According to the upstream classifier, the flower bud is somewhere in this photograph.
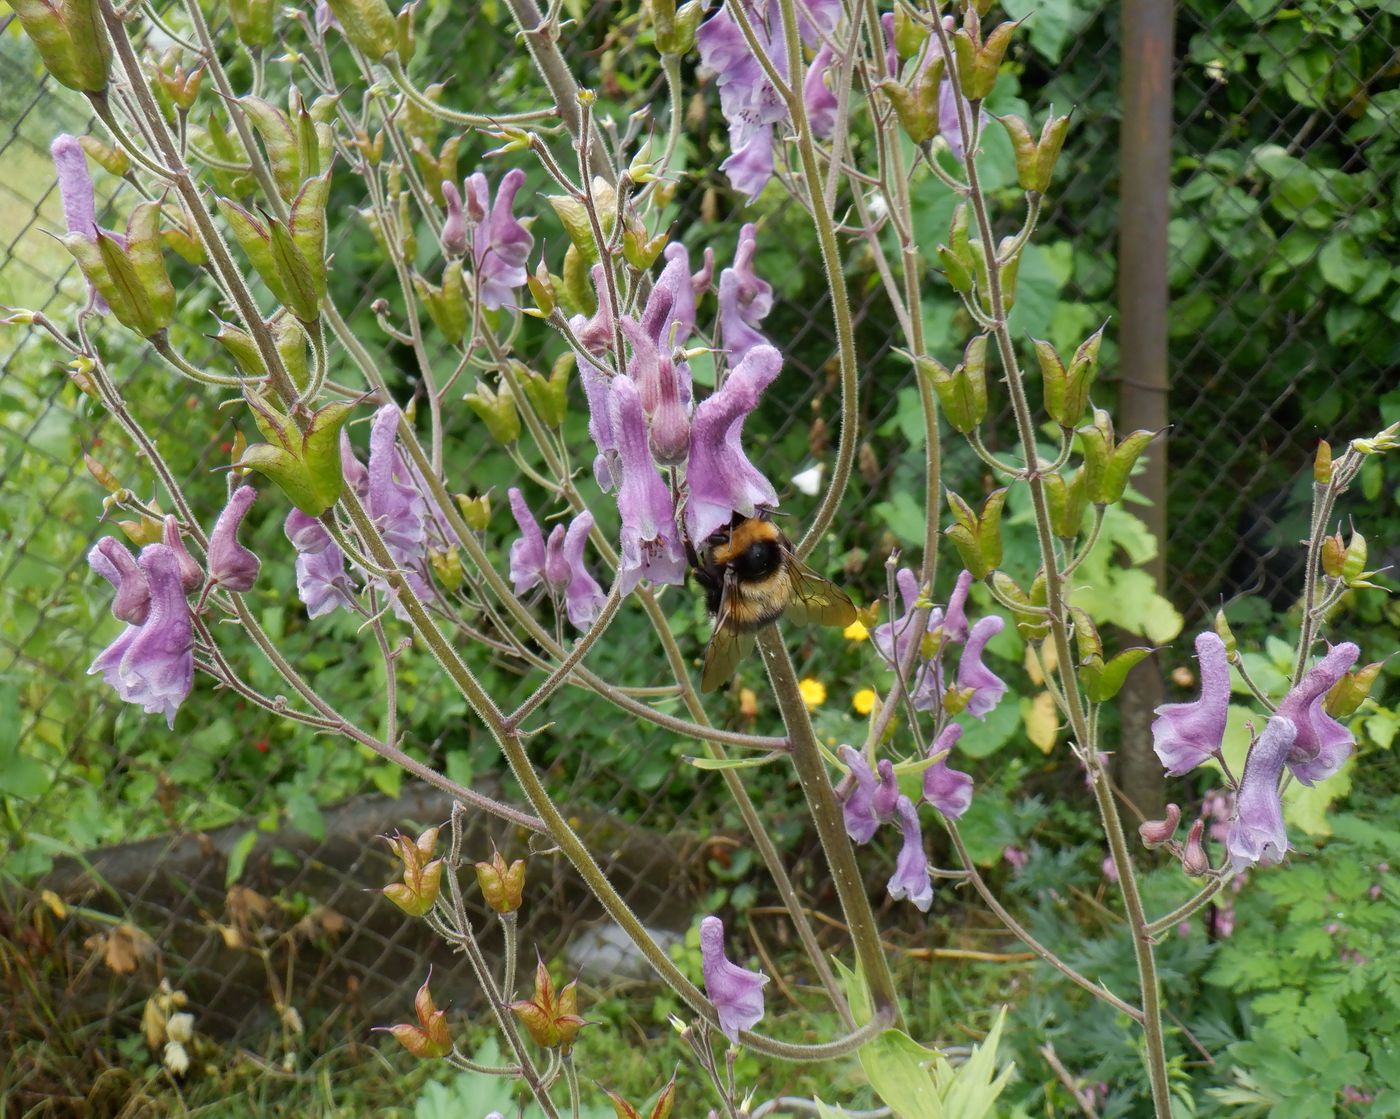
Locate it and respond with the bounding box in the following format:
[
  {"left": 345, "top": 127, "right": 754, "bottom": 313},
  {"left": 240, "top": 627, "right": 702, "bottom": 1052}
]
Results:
[
  {"left": 521, "top": 354, "right": 573, "bottom": 430},
  {"left": 652, "top": 0, "right": 703, "bottom": 55},
  {"left": 78, "top": 135, "right": 128, "bottom": 177},
  {"left": 11, "top": 0, "right": 112, "bottom": 94},
  {"left": 996, "top": 110, "right": 1071, "bottom": 194},
  {"left": 1342, "top": 530, "right": 1368, "bottom": 583},
  {"left": 893, "top": 4, "right": 930, "bottom": 58},
  {"left": 879, "top": 57, "right": 947, "bottom": 146},
  {"left": 1138, "top": 803, "right": 1181, "bottom": 849},
  {"left": 1181, "top": 818, "right": 1209, "bottom": 877},
  {"left": 1035, "top": 325, "right": 1103, "bottom": 428},
  {"left": 526, "top": 258, "right": 557, "bottom": 318},
  {"left": 1043, "top": 468, "right": 1087, "bottom": 538},
  {"left": 916, "top": 334, "right": 987, "bottom": 434},
  {"left": 473, "top": 849, "right": 525, "bottom": 914},
  {"left": 952, "top": 14, "right": 1017, "bottom": 102},
  {"left": 1313, "top": 439, "right": 1332, "bottom": 484},
  {"left": 322, "top": 0, "right": 400, "bottom": 61},
  {"left": 1077, "top": 408, "right": 1156, "bottom": 506},
  {"left": 1320, "top": 531, "right": 1346, "bottom": 579},
  {"left": 1213, "top": 609, "right": 1238, "bottom": 658},
  {"left": 428, "top": 545, "right": 464, "bottom": 592}
]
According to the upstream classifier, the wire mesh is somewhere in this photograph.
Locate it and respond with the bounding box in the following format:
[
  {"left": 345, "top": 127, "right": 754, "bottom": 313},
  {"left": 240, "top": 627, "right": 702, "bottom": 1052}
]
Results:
[{"left": 1, "top": 0, "right": 1394, "bottom": 1106}]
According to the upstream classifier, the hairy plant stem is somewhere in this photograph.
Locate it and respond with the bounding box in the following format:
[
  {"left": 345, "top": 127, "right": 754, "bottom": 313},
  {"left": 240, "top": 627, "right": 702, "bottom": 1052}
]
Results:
[
  {"left": 1144, "top": 873, "right": 1232, "bottom": 938},
  {"left": 756, "top": 627, "right": 904, "bottom": 1030},
  {"left": 931, "top": 13, "right": 1173, "bottom": 1111},
  {"left": 1292, "top": 479, "right": 1338, "bottom": 683}
]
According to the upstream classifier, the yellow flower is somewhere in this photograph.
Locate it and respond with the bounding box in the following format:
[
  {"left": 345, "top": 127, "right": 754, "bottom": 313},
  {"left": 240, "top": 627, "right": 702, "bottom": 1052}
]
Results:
[
  {"left": 852, "top": 688, "right": 876, "bottom": 716},
  {"left": 798, "top": 677, "right": 827, "bottom": 709},
  {"left": 843, "top": 618, "right": 869, "bottom": 642}
]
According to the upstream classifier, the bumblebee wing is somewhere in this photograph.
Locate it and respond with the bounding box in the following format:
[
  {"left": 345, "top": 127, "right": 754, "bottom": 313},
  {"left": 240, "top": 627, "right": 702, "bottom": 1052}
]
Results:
[
  {"left": 701, "top": 570, "right": 755, "bottom": 692},
  {"left": 783, "top": 555, "right": 858, "bottom": 629}
]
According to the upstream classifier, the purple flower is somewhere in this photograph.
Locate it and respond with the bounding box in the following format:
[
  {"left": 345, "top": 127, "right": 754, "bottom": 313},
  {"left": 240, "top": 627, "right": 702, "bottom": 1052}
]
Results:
[
  {"left": 51, "top": 133, "right": 106, "bottom": 311},
  {"left": 699, "top": 915, "right": 768, "bottom": 1043},
  {"left": 89, "top": 536, "right": 150, "bottom": 624},
  {"left": 341, "top": 428, "right": 369, "bottom": 501},
  {"left": 1226, "top": 716, "right": 1296, "bottom": 872},
  {"left": 838, "top": 745, "right": 881, "bottom": 843},
  {"left": 657, "top": 242, "right": 708, "bottom": 349},
  {"left": 887, "top": 796, "right": 933, "bottom": 911},
  {"left": 943, "top": 569, "right": 974, "bottom": 644},
  {"left": 570, "top": 264, "right": 616, "bottom": 356},
  {"left": 544, "top": 511, "right": 607, "bottom": 629},
  {"left": 879, "top": 13, "right": 897, "bottom": 77},
  {"left": 650, "top": 356, "right": 691, "bottom": 468},
  {"left": 207, "top": 486, "right": 261, "bottom": 592},
  {"left": 717, "top": 224, "right": 773, "bottom": 364},
  {"left": 579, "top": 357, "right": 620, "bottom": 491},
  {"left": 683, "top": 343, "right": 781, "bottom": 543},
  {"left": 465, "top": 169, "right": 532, "bottom": 310},
  {"left": 803, "top": 44, "right": 839, "bottom": 138},
  {"left": 720, "top": 124, "right": 777, "bottom": 203},
  {"left": 957, "top": 615, "right": 1006, "bottom": 718},
  {"left": 939, "top": 79, "right": 968, "bottom": 161},
  {"left": 90, "top": 544, "right": 194, "bottom": 728},
  {"left": 871, "top": 757, "right": 899, "bottom": 820},
  {"left": 924, "top": 723, "right": 973, "bottom": 819},
  {"left": 872, "top": 568, "right": 934, "bottom": 668},
  {"left": 162, "top": 516, "right": 205, "bottom": 594},
  {"left": 368, "top": 404, "right": 427, "bottom": 559},
  {"left": 507, "top": 487, "right": 548, "bottom": 595},
  {"left": 285, "top": 510, "right": 356, "bottom": 618},
  {"left": 1151, "top": 632, "right": 1230, "bottom": 776},
  {"left": 439, "top": 180, "right": 468, "bottom": 258},
  {"left": 1275, "top": 641, "right": 1359, "bottom": 786},
  {"left": 611, "top": 375, "right": 687, "bottom": 595}
]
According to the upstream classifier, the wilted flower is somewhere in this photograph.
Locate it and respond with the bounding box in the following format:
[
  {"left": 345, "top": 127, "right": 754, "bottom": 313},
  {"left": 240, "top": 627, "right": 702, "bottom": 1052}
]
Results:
[
  {"left": 923, "top": 723, "right": 973, "bottom": 819},
  {"left": 957, "top": 615, "right": 1006, "bottom": 718},
  {"left": 1275, "top": 641, "right": 1359, "bottom": 786},
  {"left": 611, "top": 375, "right": 688, "bottom": 595},
  {"left": 207, "top": 486, "right": 261, "bottom": 592},
  {"left": 89, "top": 544, "right": 195, "bottom": 728},
  {"left": 887, "top": 796, "right": 933, "bottom": 911},
  {"left": 683, "top": 344, "right": 781, "bottom": 543},
  {"left": 89, "top": 536, "right": 150, "bottom": 624},
  {"left": 1226, "top": 716, "right": 1296, "bottom": 872},
  {"left": 285, "top": 509, "right": 357, "bottom": 618},
  {"left": 1151, "top": 632, "right": 1230, "bottom": 776},
  {"left": 699, "top": 915, "right": 768, "bottom": 1043},
  {"left": 464, "top": 168, "right": 532, "bottom": 310}
]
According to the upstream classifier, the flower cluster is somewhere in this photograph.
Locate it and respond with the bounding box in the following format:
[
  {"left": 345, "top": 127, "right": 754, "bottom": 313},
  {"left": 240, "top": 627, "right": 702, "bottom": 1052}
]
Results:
[
  {"left": 88, "top": 487, "right": 261, "bottom": 727},
  {"left": 1151, "top": 632, "right": 1360, "bottom": 871},
  {"left": 507, "top": 488, "right": 606, "bottom": 628},
  {"left": 440, "top": 169, "right": 533, "bottom": 310}
]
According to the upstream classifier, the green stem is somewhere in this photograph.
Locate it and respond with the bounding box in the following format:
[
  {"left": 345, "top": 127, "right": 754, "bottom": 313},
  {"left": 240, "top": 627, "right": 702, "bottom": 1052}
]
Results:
[
  {"left": 385, "top": 56, "right": 558, "bottom": 127},
  {"left": 1144, "top": 873, "right": 1231, "bottom": 938}
]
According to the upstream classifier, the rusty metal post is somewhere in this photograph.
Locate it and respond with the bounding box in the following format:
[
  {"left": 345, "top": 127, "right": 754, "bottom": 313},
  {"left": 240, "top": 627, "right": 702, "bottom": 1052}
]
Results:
[{"left": 1114, "top": 0, "right": 1175, "bottom": 819}]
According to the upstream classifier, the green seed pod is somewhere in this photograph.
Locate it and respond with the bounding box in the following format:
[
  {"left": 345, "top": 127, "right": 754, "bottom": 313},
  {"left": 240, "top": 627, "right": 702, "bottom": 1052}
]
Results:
[
  {"left": 229, "top": 0, "right": 275, "bottom": 50},
  {"left": 917, "top": 334, "right": 988, "bottom": 434},
  {"left": 323, "top": 0, "right": 400, "bottom": 62},
  {"left": 464, "top": 381, "right": 521, "bottom": 445},
  {"left": 944, "top": 487, "right": 1007, "bottom": 578},
  {"left": 11, "top": 0, "right": 111, "bottom": 94}
]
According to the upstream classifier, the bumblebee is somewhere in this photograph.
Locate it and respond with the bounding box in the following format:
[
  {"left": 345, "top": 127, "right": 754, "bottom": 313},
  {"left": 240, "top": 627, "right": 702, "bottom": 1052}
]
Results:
[{"left": 688, "top": 512, "right": 857, "bottom": 692}]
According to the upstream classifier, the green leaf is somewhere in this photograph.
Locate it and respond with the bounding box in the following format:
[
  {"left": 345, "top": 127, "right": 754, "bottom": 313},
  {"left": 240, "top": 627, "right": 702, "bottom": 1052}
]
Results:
[
  {"left": 956, "top": 701, "right": 1021, "bottom": 758},
  {"left": 686, "top": 752, "right": 785, "bottom": 770},
  {"left": 226, "top": 830, "right": 258, "bottom": 885},
  {"left": 831, "top": 957, "right": 874, "bottom": 1026},
  {"left": 1283, "top": 755, "right": 1353, "bottom": 838},
  {"left": 860, "top": 1029, "right": 945, "bottom": 1119},
  {"left": 1318, "top": 234, "right": 1368, "bottom": 295}
]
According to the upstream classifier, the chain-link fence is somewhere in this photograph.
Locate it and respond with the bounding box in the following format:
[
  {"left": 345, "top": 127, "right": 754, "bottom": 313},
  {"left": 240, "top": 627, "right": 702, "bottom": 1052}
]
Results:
[{"left": 2, "top": 0, "right": 1396, "bottom": 1108}]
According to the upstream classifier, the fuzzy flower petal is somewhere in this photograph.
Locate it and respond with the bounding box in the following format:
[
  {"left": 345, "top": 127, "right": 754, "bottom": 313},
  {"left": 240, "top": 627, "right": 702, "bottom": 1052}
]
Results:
[
  {"left": 207, "top": 485, "right": 261, "bottom": 592},
  {"left": 699, "top": 915, "right": 768, "bottom": 1043},
  {"left": 872, "top": 568, "right": 923, "bottom": 667},
  {"left": 439, "top": 180, "right": 467, "bottom": 257},
  {"left": 469, "top": 168, "right": 532, "bottom": 310},
  {"left": 957, "top": 615, "right": 1006, "bottom": 718},
  {"left": 871, "top": 758, "right": 899, "bottom": 821},
  {"left": 579, "top": 356, "right": 620, "bottom": 491},
  {"left": 717, "top": 223, "right": 773, "bottom": 363},
  {"left": 838, "top": 745, "right": 881, "bottom": 844},
  {"left": 1226, "top": 716, "right": 1296, "bottom": 872},
  {"left": 612, "top": 376, "right": 687, "bottom": 595},
  {"left": 161, "top": 516, "right": 205, "bottom": 594},
  {"left": 115, "top": 544, "right": 194, "bottom": 728},
  {"left": 89, "top": 536, "right": 150, "bottom": 625},
  {"left": 943, "top": 569, "right": 974, "bottom": 644},
  {"left": 658, "top": 242, "right": 701, "bottom": 348},
  {"left": 803, "top": 44, "right": 840, "bottom": 138},
  {"left": 284, "top": 510, "right": 357, "bottom": 618},
  {"left": 51, "top": 133, "right": 107, "bottom": 311},
  {"left": 368, "top": 404, "right": 427, "bottom": 559},
  {"left": 560, "top": 512, "right": 606, "bottom": 628},
  {"left": 924, "top": 723, "right": 973, "bottom": 819},
  {"left": 570, "top": 265, "right": 616, "bottom": 356},
  {"left": 1151, "top": 632, "right": 1230, "bottom": 776},
  {"left": 683, "top": 344, "right": 781, "bottom": 543},
  {"left": 507, "top": 487, "right": 548, "bottom": 595},
  {"left": 887, "top": 796, "right": 933, "bottom": 912},
  {"left": 88, "top": 624, "right": 137, "bottom": 694},
  {"left": 1275, "top": 641, "right": 1359, "bottom": 786}
]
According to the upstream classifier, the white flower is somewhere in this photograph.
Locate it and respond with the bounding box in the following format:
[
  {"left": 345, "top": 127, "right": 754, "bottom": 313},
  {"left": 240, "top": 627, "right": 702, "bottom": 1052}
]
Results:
[
  {"left": 165, "top": 1012, "right": 194, "bottom": 1043},
  {"left": 163, "top": 1040, "right": 190, "bottom": 1075},
  {"left": 791, "top": 463, "right": 824, "bottom": 496}
]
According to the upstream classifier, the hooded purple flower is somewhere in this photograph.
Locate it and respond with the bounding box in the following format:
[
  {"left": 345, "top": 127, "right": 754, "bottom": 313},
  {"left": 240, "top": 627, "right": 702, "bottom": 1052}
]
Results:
[
  {"left": 507, "top": 487, "right": 548, "bottom": 595},
  {"left": 285, "top": 509, "right": 357, "bottom": 618},
  {"left": 1226, "top": 716, "right": 1296, "bottom": 872},
  {"left": 368, "top": 404, "right": 427, "bottom": 559},
  {"left": 1275, "top": 641, "right": 1359, "bottom": 786},
  {"left": 162, "top": 516, "right": 204, "bottom": 594},
  {"left": 717, "top": 224, "right": 773, "bottom": 364},
  {"left": 1151, "top": 632, "right": 1230, "bottom": 776},
  {"left": 943, "top": 569, "right": 974, "bottom": 644},
  {"left": 957, "top": 615, "right": 1006, "bottom": 718},
  {"left": 439, "top": 180, "right": 468, "bottom": 258},
  {"left": 612, "top": 375, "right": 687, "bottom": 595},
  {"left": 699, "top": 915, "right": 768, "bottom": 1043},
  {"left": 91, "top": 544, "right": 194, "bottom": 728},
  {"left": 543, "top": 511, "right": 607, "bottom": 628},
  {"left": 887, "top": 796, "right": 933, "bottom": 911},
  {"left": 683, "top": 344, "right": 781, "bottom": 543},
  {"left": 570, "top": 264, "right": 616, "bottom": 356},
  {"left": 872, "top": 568, "right": 936, "bottom": 668},
  {"left": 656, "top": 242, "right": 708, "bottom": 351},
  {"left": 924, "top": 723, "right": 973, "bottom": 819},
  {"left": 803, "top": 44, "right": 840, "bottom": 138},
  {"left": 89, "top": 536, "right": 150, "bottom": 624},
  {"left": 207, "top": 485, "right": 261, "bottom": 592},
  {"left": 879, "top": 13, "right": 898, "bottom": 77},
  {"left": 464, "top": 169, "right": 532, "bottom": 310},
  {"left": 580, "top": 357, "right": 620, "bottom": 491},
  {"left": 51, "top": 133, "right": 106, "bottom": 311},
  {"left": 838, "top": 745, "right": 881, "bottom": 843}
]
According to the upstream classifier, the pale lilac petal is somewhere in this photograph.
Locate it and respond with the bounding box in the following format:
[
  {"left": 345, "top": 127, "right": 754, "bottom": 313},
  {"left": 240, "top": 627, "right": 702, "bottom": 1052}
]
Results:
[
  {"left": 943, "top": 569, "right": 974, "bottom": 644},
  {"left": 161, "top": 516, "right": 205, "bottom": 594},
  {"left": 924, "top": 723, "right": 972, "bottom": 819},
  {"left": 612, "top": 375, "right": 687, "bottom": 595},
  {"left": 1151, "top": 632, "right": 1230, "bottom": 776},
  {"left": 561, "top": 512, "right": 606, "bottom": 629},
  {"left": 579, "top": 356, "right": 620, "bottom": 491},
  {"left": 699, "top": 915, "right": 768, "bottom": 1043},
  {"left": 88, "top": 625, "right": 137, "bottom": 694},
  {"left": 89, "top": 536, "right": 150, "bottom": 625},
  {"left": 803, "top": 44, "right": 839, "bottom": 138},
  {"left": 507, "top": 487, "right": 548, "bottom": 595},
  {"left": 440, "top": 180, "right": 467, "bottom": 257},
  {"left": 117, "top": 544, "right": 194, "bottom": 728},
  {"left": 957, "top": 615, "right": 1006, "bottom": 718},
  {"left": 1226, "top": 716, "right": 1296, "bottom": 872},
  {"left": 872, "top": 758, "right": 899, "bottom": 820},
  {"left": 886, "top": 796, "right": 933, "bottom": 911},
  {"left": 719, "top": 123, "right": 777, "bottom": 202},
  {"left": 368, "top": 404, "right": 427, "bottom": 559},
  {"left": 838, "top": 745, "right": 881, "bottom": 844},
  {"left": 284, "top": 510, "right": 356, "bottom": 617},
  {"left": 470, "top": 168, "right": 532, "bottom": 310},
  {"left": 207, "top": 485, "right": 261, "bottom": 592},
  {"left": 570, "top": 265, "right": 615, "bottom": 356},
  {"left": 51, "top": 134, "right": 96, "bottom": 238},
  {"left": 1276, "top": 642, "right": 1359, "bottom": 786}
]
